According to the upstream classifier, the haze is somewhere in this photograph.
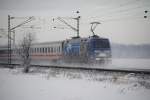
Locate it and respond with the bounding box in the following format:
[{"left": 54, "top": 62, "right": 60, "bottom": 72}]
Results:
[{"left": 0, "top": 0, "right": 150, "bottom": 45}]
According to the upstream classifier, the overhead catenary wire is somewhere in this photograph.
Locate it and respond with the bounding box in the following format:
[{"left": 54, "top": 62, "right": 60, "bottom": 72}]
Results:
[
  {"left": 102, "top": 16, "right": 149, "bottom": 23},
  {"left": 10, "top": 16, "right": 35, "bottom": 31},
  {"left": 85, "top": 1, "right": 150, "bottom": 24},
  {"left": 86, "top": 0, "right": 141, "bottom": 16},
  {"left": 79, "top": 14, "right": 149, "bottom": 25},
  {"left": 87, "top": 0, "right": 143, "bottom": 18},
  {"left": 90, "top": 3, "right": 150, "bottom": 19},
  {"left": 94, "top": 10, "right": 150, "bottom": 23}
]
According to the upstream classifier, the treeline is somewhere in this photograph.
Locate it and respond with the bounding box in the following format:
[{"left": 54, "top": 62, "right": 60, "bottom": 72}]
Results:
[{"left": 111, "top": 43, "right": 150, "bottom": 58}]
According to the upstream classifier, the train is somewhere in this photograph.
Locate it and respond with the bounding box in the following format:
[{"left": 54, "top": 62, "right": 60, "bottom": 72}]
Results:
[{"left": 0, "top": 35, "right": 111, "bottom": 66}]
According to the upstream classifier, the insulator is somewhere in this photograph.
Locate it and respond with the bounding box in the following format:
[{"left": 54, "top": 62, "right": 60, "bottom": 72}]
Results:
[{"left": 144, "top": 16, "right": 147, "bottom": 18}]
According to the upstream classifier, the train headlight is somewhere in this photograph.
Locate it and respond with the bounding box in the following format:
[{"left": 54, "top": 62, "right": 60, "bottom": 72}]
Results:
[
  {"left": 94, "top": 50, "right": 110, "bottom": 58},
  {"left": 98, "top": 53, "right": 107, "bottom": 57}
]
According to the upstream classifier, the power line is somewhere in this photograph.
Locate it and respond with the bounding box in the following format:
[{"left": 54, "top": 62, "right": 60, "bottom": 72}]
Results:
[
  {"left": 107, "top": 5, "right": 149, "bottom": 18},
  {"left": 102, "top": 15, "right": 149, "bottom": 23},
  {"left": 87, "top": 0, "right": 140, "bottom": 16},
  {"left": 90, "top": 3, "right": 150, "bottom": 19},
  {"left": 87, "top": 0, "right": 143, "bottom": 18},
  {"left": 79, "top": 14, "right": 149, "bottom": 25},
  {"left": 10, "top": 17, "right": 35, "bottom": 31}
]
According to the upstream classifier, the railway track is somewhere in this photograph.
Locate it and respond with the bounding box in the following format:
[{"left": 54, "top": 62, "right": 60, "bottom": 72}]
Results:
[{"left": 1, "top": 63, "right": 150, "bottom": 74}]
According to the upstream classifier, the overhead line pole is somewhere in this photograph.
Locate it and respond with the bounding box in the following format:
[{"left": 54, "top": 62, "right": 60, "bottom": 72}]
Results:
[
  {"left": 7, "top": 15, "right": 34, "bottom": 65},
  {"left": 56, "top": 16, "right": 80, "bottom": 38},
  {"left": 53, "top": 11, "right": 81, "bottom": 38},
  {"left": 8, "top": 15, "right": 11, "bottom": 65},
  {"left": 75, "top": 16, "right": 80, "bottom": 38}
]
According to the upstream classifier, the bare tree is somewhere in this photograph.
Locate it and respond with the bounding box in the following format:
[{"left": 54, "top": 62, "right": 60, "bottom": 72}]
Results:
[{"left": 18, "top": 33, "right": 35, "bottom": 73}]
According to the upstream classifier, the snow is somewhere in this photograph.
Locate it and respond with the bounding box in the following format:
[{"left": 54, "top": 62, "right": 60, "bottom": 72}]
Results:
[
  {"left": 0, "top": 67, "right": 150, "bottom": 100},
  {"left": 109, "top": 58, "right": 150, "bottom": 69}
]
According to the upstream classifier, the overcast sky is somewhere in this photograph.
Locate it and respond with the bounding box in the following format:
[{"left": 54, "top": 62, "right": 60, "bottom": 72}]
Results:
[{"left": 0, "top": 0, "right": 150, "bottom": 45}]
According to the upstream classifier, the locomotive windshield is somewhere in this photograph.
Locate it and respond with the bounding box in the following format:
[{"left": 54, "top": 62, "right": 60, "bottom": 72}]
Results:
[{"left": 92, "top": 39, "right": 110, "bottom": 49}]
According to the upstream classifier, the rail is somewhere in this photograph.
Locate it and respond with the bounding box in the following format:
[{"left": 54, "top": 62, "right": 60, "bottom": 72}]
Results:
[{"left": 0, "top": 63, "right": 150, "bottom": 74}]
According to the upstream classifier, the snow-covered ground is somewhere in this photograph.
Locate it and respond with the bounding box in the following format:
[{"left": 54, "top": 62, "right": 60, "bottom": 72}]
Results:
[
  {"left": 109, "top": 58, "right": 150, "bottom": 69},
  {"left": 0, "top": 66, "right": 150, "bottom": 100}
]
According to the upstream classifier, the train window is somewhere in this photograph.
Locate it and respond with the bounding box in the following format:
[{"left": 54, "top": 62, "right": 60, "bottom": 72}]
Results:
[
  {"left": 48, "top": 47, "right": 50, "bottom": 53},
  {"left": 34, "top": 48, "right": 35, "bottom": 53},
  {"left": 53, "top": 47, "right": 55, "bottom": 53},
  {"left": 93, "top": 39, "right": 110, "bottom": 49},
  {"left": 59, "top": 46, "right": 61, "bottom": 52},
  {"left": 40, "top": 48, "right": 42, "bottom": 53},
  {"left": 43, "top": 48, "right": 45, "bottom": 53},
  {"left": 43, "top": 48, "right": 44, "bottom": 53},
  {"left": 51, "top": 47, "right": 53, "bottom": 53},
  {"left": 49, "top": 47, "right": 51, "bottom": 53},
  {"left": 36, "top": 48, "right": 37, "bottom": 53},
  {"left": 45, "top": 48, "right": 47, "bottom": 53},
  {"left": 55, "top": 47, "right": 57, "bottom": 53},
  {"left": 57, "top": 47, "right": 59, "bottom": 53},
  {"left": 37, "top": 48, "right": 39, "bottom": 53},
  {"left": 34, "top": 48, "right": 36, "bottom": 53},
  {"left": 54, "top": 47, "right": 56, "bottom": 53},
  {"left": 33, "top": 48, "right": 35, "bottom": 53},
  {"left": 56, "top": 47, "right": 58, "bottom": 53}
]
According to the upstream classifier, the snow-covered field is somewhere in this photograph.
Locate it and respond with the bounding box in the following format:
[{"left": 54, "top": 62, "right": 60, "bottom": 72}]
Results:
[
  {"left": 0, "top": 66, "right": 150, "bottom": 100},
  {"left": 109, "top": 58, "right": 150, "bottom": 69}
]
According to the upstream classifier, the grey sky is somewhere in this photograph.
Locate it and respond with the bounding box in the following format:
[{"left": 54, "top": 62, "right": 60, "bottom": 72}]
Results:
[{"left": 0, "top": 0, "right": 150, "bottom": 45}]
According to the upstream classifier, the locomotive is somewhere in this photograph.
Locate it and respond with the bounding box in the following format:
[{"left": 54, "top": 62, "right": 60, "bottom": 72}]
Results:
[
  {"left": 0, "top": 35, "right": 111, "bottom": 65},
  {"left": 63, "top": 35, "right": 111, "bottom": 63}
]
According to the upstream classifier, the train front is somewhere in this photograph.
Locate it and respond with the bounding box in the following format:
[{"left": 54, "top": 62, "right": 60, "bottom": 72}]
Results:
[{"left": 88, "top": 35, "right": 111, "bottom": 63}]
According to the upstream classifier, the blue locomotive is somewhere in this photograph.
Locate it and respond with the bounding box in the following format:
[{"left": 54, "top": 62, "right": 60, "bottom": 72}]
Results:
[{"left": 63, "top": 35, "right": 111, "bottom": 63}]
